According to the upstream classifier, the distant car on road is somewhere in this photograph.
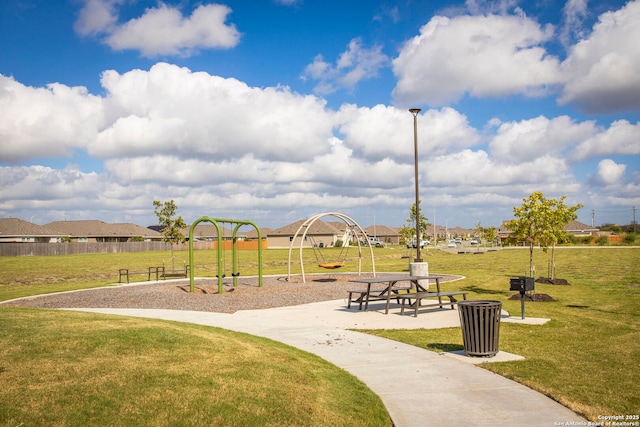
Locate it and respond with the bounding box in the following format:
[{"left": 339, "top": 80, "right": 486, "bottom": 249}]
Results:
[
  {"left": 447, "top": 240, "right": 457, "bottom": 248},
  {"left": 407, "top": 239, "right": 429, "bottom": 249},
  {"left": 368, "top": 237, "right": 386, "bottom": 247},
  {"left": 470, "top": 239, "right": 479, "bottom": 245},
  {"left": 454, "top": 237, "right": 462, "bottom": 244}
]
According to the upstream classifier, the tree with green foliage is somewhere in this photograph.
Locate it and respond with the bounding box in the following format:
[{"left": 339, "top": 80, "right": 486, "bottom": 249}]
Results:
[
  {"left": 405, "top": 201, "right": 430, "bottom": 241},
  {"left": 398, "top": 225, "right": 414, "bottom": 247},
  {"left": 484, "top": 225, "right": 498, "bottom": 246},
  {"left": 546, "top": 195, "right": 583, "bottom": 278},
  {"left": 153, "top": 199, "right": 187, "bottom": 269},
  {"left": 474, "top": 221, "right": 498, "bottom": 247},
  {"left": 505, "top": 192, "right": 582, "bottom": 279}
]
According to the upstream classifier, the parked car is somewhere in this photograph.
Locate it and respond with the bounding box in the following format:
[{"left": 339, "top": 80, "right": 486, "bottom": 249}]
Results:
[
  {"left": 368, "top": 237, "right": 386, "bottom": 247},
  {"left": 447, "top": 240, "right": 457, "bottom": 248},
  {"left": 407, "top": 239, "right": 429, "bottom": 248},
  {"left": 454, "top": 237, "right": 462, "bottom": 244},
  {"left": 470, "top": 239, "right": 479, "bottom": 245}
]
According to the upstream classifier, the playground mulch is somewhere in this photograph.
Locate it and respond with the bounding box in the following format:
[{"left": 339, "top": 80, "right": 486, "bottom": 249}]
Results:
[{"left": 4, "top": 273, "right": 460, "bottom": 314}]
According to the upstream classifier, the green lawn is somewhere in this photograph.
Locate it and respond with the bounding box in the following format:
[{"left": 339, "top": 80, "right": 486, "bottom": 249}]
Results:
[
  {"left": 1, "top": 246, "right": 638, "bottom": 423},
  {"left": 0, "top": 307, "right": 389, "bottom": 427}
]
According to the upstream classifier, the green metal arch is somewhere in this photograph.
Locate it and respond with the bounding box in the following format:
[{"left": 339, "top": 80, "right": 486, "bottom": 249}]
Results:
[{"left": 189, "top": 216, "right": 263, "bottom": 294}]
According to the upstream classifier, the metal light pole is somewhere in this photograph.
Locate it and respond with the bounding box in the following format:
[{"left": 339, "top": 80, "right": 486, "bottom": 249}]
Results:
[{"left": 409, "top": 108, "right": 422, "bottom": 262}]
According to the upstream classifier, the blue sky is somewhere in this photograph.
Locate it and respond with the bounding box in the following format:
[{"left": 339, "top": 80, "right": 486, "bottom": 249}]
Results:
[{"left": 1, "top": 0, "right": 638, "bottom": 230}]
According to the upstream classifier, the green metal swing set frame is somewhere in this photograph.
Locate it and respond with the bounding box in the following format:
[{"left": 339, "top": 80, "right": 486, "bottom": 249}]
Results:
[{"left": 188, "top": 216, "right": 263, "bottom": 294}]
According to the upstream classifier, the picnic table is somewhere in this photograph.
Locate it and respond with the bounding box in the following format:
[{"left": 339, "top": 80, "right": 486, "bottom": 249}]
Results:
[
  {"left": 347, "top": 275, "right": 468, "bottom": 316},
  {"left": 347, "top": 275, "right": 433, "bottom": 314}
]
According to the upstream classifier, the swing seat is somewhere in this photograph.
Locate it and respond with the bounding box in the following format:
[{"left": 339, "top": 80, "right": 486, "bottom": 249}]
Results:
[{"left": 319, "top": 262, "right": 345, "bottom": 269}]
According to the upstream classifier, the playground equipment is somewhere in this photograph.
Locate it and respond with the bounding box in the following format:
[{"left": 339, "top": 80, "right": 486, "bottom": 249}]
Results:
[
  {"left": 287, "top": 212, "right": 376, "bottom": 283},
  {"left": 188, "top": 216, "right": 263, "bottom": 294}
]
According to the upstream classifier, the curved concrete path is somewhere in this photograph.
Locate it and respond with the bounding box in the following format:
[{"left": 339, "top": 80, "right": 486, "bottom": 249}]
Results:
[{"left": 67, "top": 298, "right": 588, "bottom": 426}]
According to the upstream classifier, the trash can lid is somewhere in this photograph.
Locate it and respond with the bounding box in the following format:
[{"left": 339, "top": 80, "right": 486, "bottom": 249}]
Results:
[{"left": 458, "top": 300, "right": 502, "bottom": 306}]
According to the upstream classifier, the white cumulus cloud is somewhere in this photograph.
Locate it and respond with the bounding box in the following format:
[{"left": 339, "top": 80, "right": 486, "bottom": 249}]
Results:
[
  {"left": 0, "top": 75, "right": 103, "bottom": 163},
  {"left": 392, "top": 13, "right": 561, "bottom": 106},
  {"left": 489, "top": 115, "right": 597, "bottom": 163},
  {"left": 591, "top": 159, "right": 627, "bottom": 186},
  {"left": 303, "top": 38, "right": 389, "bottom": 95},
  {"left": 559, "top": 0, "right": 640, "bottom": 113},
  {"left": 75, "top": 1, "right": 241, "bottom": 57},
  {"left": 337, "top": 104, "right": 480, "bottom": 161},
  {"left": 569, "top": 120, "right": 640, "bottom": 161},
  {"left": 91, "top": 63, "right": 335, "bottom": 162}
]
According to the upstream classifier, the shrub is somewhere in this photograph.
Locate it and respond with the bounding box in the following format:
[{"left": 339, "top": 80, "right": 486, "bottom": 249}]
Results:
[{"left": 595, "top": 235, "right": 609, "bottom": 246}]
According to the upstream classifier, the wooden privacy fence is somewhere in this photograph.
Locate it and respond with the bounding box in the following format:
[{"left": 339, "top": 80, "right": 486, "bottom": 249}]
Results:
[
  {"left": 0, "top": 241, "right": 216, "bottom": 257},
  {"left": 213, "top": 240, "right": 268, "bottom": 250}
]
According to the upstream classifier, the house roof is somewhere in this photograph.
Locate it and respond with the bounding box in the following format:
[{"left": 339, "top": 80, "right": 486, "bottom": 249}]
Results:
[
  {"left": 364, "top": 225, "right": 399, "bottom": 236},
  {"left": 269, "top": 219, "right": 341, "bottom": 236},
  {"left": 565, "top": 220, "right": 599, "bottom": 232},
  {"left": 498, "top": 219, "right": 599, "bottom": 234},
  {"left": 181, "top": 224, "right": 234, "bottom": 238},
  {"left": 0, "top": 218, "right": 65, "bottom": 237},
  {"left": 245, "top": 227, "right": 271, "bottom": 239},
  {"left": 45, "top": 220, "right": 161, "bottom": 238}
]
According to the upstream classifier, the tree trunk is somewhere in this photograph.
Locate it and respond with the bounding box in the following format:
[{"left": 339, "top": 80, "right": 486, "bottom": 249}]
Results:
[
  {"left": 529, "top": 242, "right": 534, "bottom": 277},
  {"left": 550, "top": 243, "right": 556, "bottom": 280}
]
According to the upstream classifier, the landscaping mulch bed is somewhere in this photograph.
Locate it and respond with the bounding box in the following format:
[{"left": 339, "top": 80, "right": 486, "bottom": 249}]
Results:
[{"left": 3, "top": 273, "right": 460, "bottom": 314}]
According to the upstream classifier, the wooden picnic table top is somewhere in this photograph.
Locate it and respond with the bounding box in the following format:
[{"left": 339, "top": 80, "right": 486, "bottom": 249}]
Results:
[{"left": 348, "top": 275, "right": 443, "bottom": 284}]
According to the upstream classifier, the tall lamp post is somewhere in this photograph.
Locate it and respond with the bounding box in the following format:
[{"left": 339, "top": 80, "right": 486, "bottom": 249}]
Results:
[{"left": 409, "top": 108, "right": 422, "bottom": 262}]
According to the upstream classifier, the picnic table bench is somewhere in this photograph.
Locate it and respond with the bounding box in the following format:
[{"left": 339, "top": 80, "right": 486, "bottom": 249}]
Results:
[
  {"left": 118, "top": 265, "right": 189, "bottom": 283},
  {"left": 118, "top": 266, "right": 163, "bottom": 284},
  {"left": 396, "top": 290, "right": 469, "bottom": 317},
  {"left": 347, "top": 284, "right": 411, "bottom": 311},
  {"left": 160, "top": 265, "right": 189, "bottom": 279}
]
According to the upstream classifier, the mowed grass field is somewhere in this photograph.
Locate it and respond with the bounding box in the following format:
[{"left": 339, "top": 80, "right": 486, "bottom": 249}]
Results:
[{"left": 1, "top": 246, "right": 638, "bottom": 424}]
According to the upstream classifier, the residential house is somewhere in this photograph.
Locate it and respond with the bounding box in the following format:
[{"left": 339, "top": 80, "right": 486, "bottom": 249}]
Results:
[
  {"left": 364, "top": 225, "right": 400, "bottom": 245},
  {"left": 267, "top": 219, "right": 342, "bottom": 248},
  {"left": 45, "top": 220, "right": 162, "bottom": 242},
  {"left": 497, "top": 220, "right": 599, "bottom": 243},
  {"left": 0, "top": 218, "right": 66, "bottom": 243}
]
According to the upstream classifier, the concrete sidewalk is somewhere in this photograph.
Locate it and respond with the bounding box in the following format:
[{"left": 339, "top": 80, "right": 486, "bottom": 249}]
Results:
[{"left": 67, "top": 299, "right": 587, "bottom": 426}]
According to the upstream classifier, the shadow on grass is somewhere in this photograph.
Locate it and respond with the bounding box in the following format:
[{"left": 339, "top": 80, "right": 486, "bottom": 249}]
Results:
[
  {"left": 459, "top": 285, "right": 511, "bottom": 296},
  {"left": 565, "top": 304, "right": 640, "bottom": 317},
  {"left": 426, "top": 343, "right": 464, "bottom": 352}
]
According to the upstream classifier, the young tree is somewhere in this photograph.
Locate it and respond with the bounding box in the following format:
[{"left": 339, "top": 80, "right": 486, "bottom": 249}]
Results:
[
  {"left": 153, "top": 199, "right": 187, "bottom": 269},
  {"left": 405, "top": 201, "right": 430, "bottom": 242},
  {"left": 474, "top": 221, "right": 498, "bottom": 247},
  {"left": 505, "top": 192, "right": 582, "bottom": 278},
  {"left": 485, "top": 226, "right": 498, "bottom": 246},
  {"left": 398, "top": 225, "right": 414, "bottom": 247},
  {"left": 546, "top": 196, "right": 583, "bottom": 279}
]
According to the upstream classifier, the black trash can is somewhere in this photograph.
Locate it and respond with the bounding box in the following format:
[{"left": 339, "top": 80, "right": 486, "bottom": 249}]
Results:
[{"left": 458, "top": 300, "right": 502, "bottom": 357}]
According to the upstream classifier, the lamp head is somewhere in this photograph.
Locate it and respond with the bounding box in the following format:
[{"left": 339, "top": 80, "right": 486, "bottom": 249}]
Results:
[{"left": 409, "top": 108, "right": 421, "bottom": 116}]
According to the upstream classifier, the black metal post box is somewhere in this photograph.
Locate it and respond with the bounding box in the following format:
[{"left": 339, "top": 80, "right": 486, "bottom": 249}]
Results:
[{"left": 509, "top": 277, "right": 535, "bottom": 291}]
